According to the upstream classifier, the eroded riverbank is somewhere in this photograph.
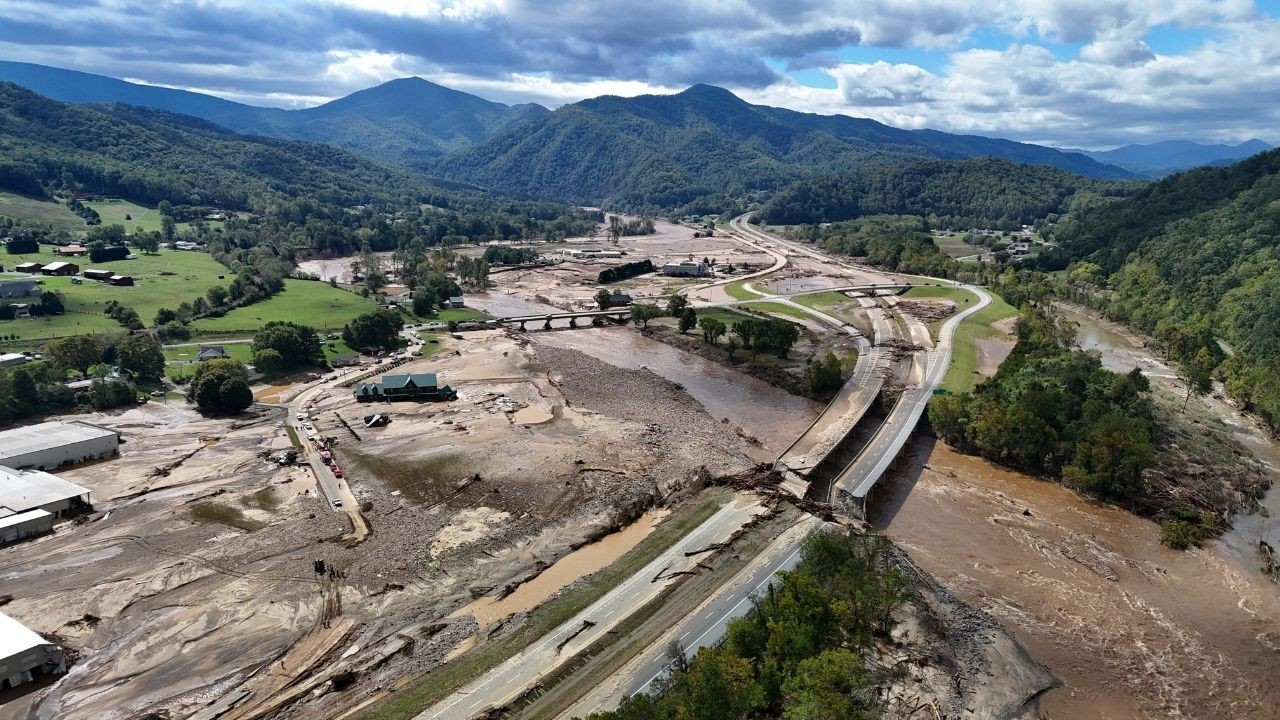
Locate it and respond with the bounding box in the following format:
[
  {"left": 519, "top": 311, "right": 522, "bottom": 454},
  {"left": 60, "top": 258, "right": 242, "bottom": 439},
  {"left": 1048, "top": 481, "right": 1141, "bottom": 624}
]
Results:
[{"left": 875, "top": 439, "right": 1280, "bottom": 719}]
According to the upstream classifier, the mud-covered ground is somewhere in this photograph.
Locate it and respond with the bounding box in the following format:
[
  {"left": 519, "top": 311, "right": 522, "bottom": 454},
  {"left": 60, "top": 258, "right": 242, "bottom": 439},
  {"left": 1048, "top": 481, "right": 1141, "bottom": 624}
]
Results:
[{"left": 0, "top": 328, "right": 761, "bottom": 720}]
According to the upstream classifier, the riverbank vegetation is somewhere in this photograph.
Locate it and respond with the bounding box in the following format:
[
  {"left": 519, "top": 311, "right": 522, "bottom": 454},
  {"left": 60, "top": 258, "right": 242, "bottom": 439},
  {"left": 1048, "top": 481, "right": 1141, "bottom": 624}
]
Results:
[{"left": 587, "top": 532, "right": 907, "bottom": 720}]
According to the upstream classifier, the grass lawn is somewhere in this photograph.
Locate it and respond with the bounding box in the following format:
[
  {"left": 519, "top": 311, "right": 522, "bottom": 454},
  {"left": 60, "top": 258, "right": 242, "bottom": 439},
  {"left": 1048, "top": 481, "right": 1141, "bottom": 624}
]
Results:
[
  {"left": 163, "top": 342, "right": 253, "bottom": 364},
  {"left": 0, "top": 192, "right": 86, "bottom": 233},
  {"left": 904, "top": 286, "right": 980, "bottom": 305},
  {"left": 931, "top": 231, "right": 988, "bottom": 259},
  {"left": 85, "top": 199, "right": 224, "bottom": 234},
  {"left": 1, "top": 248, "right": 231, "bottom": 344},
  {"left": 359, "top": 491, "right": 731, "bottom": 720},
  {"left": 741, "top": 301, "right": 811, "bottom": 321},
  {"left": 723, "top": 278, "right": 764, "bottom": 300},
  {"left": 417, "top": 307, "right": 488, "bottom": 323},
  {"left": 692, "top": 307, "right": 753, "bottom": 327},
  {"left": 192, "top": 279, "right": 378, "bottom": 334},
  {"left": 937, "top": 289, "right": 1019, "bottom": 394}
]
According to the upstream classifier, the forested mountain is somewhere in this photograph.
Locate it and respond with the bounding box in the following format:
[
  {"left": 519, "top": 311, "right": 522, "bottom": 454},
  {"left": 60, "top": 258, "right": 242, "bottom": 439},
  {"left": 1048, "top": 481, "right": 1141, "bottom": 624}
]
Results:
[
  {"left": 0, "top": 82, "right": 440, "bottom": 209},
  {"left": 755, "top": 157, "right": 1138, "bottom": 228},
  {"left": 434, "top": 84, "right": 1133, "bottom": 209},
  {"left": 1049, "top": 148, "right": 1280, "bottom": 428},
  {"left": 0, "top": 61, "right": 546, "bottom": 165},
  {"left": 1060, "top": 139, "right": 1272, "bottom": 177}
]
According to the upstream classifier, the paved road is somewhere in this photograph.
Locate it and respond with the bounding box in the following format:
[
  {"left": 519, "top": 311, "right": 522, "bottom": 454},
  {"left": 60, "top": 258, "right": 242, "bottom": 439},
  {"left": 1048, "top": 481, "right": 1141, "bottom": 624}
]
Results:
[
  {"left": 835, "top": 285, "right": 992, "bottom": 505},
  {"left": 414, "top": 501, "right": 765, "bottom": 720}
]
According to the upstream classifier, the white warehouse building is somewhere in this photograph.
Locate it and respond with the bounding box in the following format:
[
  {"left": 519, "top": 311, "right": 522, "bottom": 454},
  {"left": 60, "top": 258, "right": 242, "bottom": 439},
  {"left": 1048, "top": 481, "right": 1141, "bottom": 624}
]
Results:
[
  {"left": 0, "top": 466, "right": 92, "bottom": 520},
  {"left": 0, "top": 421, "right": 119, "bottom": 471},
  {"left": 0, "top": 612, "right": 65, "bottom": 690}
]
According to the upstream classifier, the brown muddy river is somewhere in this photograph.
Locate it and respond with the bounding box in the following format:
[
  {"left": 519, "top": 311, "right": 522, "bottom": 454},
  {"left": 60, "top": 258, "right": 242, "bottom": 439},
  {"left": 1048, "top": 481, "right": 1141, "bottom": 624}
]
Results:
[
  {"left": 874, "top": 310, "right": 1280, "bottom": 719},
  {"left": 531, "top": 328, "right": 820, "bottom": 457}
]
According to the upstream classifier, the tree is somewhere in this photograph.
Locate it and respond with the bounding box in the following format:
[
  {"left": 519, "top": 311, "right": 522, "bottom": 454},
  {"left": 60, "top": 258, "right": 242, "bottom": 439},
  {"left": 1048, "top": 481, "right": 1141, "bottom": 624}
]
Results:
[
  {"left": 595, "top": 288, "right": 613, "bottom": 310},
  {"left": 252, "top": 321, "right": 322, "bottom": 368},
  {"left": 412, "top": 291, "right": 436, "bottom": 317},
  {"left": 206, "top": 285, "right": 229, "bottom": 307},
  {"left": 630, "top": 303, "right": 662, "bottom": 328},
  {"left": 136, "top": 230, "right": 161, "bottom": 254},
  {"left": 1182, "top": 347, "right": 1215, "bottom": 410},
  {"left": 116, "top": 334, "right": 165, "bottom": 381},
  {"left": 700, "top": 316, "right": 726, "bottom": 344},
  {"left": 678, "top": 307, "right": 698, "bottom": 334},
  {"left": 804, "top": 352, "right": 844, "bottom": 395},
  {"left": 154, "top": 307, "right": 177, "bottom": 326},
  {"left": 39, "top": 291, "right": 63, "bottom": 315},
  {"left": 187, "top": 359, "right": 253, "bottom": 414},
  {"left": 667, "top": 294, "right": 689, "bottom": 317},
  {"left": 252, "top": 348, "right": 285, "bottom": 373},
  {"left": 45, "top": 335, "right": 102, "bottom": 374},
  {"left": 725, "top": 336, "right": 739, "bottom": 359},
  {"left": 160, "top": 215, "right": 176, "bottom": 243},
  {"left": 342, "top": 309, "right": 404, "bottom": 351}
]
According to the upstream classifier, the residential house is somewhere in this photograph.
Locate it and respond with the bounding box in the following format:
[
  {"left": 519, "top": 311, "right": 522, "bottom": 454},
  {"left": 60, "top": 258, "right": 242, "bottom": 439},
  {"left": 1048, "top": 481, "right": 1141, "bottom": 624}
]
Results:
[{"left": 197, "top": 346, "right": 229, "bottom": 362}]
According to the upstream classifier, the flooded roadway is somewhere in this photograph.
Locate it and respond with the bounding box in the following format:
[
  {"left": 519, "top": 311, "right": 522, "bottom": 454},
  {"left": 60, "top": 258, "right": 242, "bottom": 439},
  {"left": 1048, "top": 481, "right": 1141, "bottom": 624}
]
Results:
[{"left": 875, "top": 310, "right": 1280, "bottom": 719}]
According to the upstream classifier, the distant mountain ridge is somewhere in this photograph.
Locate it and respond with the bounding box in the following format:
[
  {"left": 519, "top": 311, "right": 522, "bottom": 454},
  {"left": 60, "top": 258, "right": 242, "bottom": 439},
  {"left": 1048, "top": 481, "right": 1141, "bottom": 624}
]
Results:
[
  {"left": 434, "top": 83, "right": 1133, "bottom": 209},
  {"left": 0, "top": 62, "right": 1134, "bottom": 210},
  {"left": 1059, "top": 139, "right": 1273, "bottom": 177},
  {"left": 0, "top": 61, "right": 547, "bottom": 165}
]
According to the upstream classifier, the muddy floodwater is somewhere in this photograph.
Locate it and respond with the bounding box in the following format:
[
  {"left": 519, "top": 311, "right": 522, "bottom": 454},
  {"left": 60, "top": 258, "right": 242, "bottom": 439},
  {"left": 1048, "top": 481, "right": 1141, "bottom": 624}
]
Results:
[
  {"left": 460, "top": 508, "right": 669, "bottom": 628},
  {"left": 875, "top": 309, "right": 1280, "bottom": 719},
  {"left": 532, "top": 329, "right": 819, "bottom": 456}
]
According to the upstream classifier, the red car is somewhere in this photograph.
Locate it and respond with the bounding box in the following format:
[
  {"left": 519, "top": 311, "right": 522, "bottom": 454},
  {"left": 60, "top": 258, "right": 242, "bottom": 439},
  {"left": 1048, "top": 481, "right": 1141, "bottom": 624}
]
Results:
[
  {"left": 318, "top": 450, "right": 332, "bottom": 462},
  {"left": 331, "top": 465, "right": 343, "bottom": 478}
]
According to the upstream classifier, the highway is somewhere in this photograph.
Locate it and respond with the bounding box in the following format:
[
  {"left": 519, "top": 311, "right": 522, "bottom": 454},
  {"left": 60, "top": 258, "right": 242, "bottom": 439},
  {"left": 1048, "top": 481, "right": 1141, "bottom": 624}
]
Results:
[
  {"left": 410, "top": 216, "right": 988, "bottom": 719},
  {"left": 573, "top": 222, "right": 992, "bottom": 712},
  {"left": 413, "top": 500, "right": 766, "bottom": 720}
]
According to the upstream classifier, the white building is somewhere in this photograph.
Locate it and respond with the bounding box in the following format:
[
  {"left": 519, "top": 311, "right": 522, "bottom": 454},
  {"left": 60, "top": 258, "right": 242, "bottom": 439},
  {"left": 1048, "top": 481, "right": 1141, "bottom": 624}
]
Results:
[
  {"left": 0, "top": 611, "right": 65, "bottom": 690},
  {"left": 0, "top": 421, "right": 119, "bottom": 471},
  {"left": 0, "top": 509, "right": 52, "bottom": 544},
  {"left": 662, "top": 261, "right": 710, "bottom": 278},
  {"left": 0, "top": 466, "right": 92, "bottom": 518}
]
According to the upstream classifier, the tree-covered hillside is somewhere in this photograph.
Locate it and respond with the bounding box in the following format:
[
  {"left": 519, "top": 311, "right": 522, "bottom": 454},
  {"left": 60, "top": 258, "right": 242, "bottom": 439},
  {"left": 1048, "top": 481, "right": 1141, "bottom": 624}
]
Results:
[
  {"left": 1048, "top": 148, "right": 1280, "bottom": 428},
  {"left": 0, "top": 63, "right": 546, "bottom": 166},
  {"left": 756, "top": 157, "right": 1138, "bottom": 228},
  {"left": 435, "top": 84, "right": 1132, "bottom": 211},
  {"left": 0, "top": 82, "right": 442, "bottom": 210}
]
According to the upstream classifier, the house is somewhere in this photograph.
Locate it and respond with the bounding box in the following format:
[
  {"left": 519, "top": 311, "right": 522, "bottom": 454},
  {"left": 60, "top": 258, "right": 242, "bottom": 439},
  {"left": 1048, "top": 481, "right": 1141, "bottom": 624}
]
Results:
[
  {"left": 56, "top": 245, "right": 87, "bottom": 257},
  {"left": 197, "top": 345, "right": 229, "bottom": 362},
  {"left": 109, "top": 275, "right": 134, "bottom": 286},
  {"left": 39, "top": 261, "right": 77, "bottom": 276},
  {"left": 0, "top": 277, "right": 40, "bottom": 299},
  {"left": 82, "top": 269, "right": 114, "bottom": 282},
  {"left": 448, "top": 296, "right": 465, "bottom": 309},
  {"left": 330, "top": 354, "right": 359, "bottom": 367},
  {"left": 13, "top": 262, "right": 42, "bottom": 274},
  {"left": 604, "top": 292, "right": 633, "bottom": 308},
  {"left": 354, "top": 373, "right": 457, "bottom": 403},
  {"left": 661, "top": 261, "right": 710, "bottom": 278}
]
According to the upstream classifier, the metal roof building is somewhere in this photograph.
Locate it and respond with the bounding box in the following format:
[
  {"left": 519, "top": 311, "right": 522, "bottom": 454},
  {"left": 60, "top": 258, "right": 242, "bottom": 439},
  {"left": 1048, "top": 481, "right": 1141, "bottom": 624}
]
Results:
[
  {"left": 0, "top": 421, "right": 119, "bottom": 471},
  {"left": 0, "top": 466, "right": 91, "bottom": 519},
  {"left": 0, "top": 611, "right": 65, "bottom": 689},
  {"left": 0, "top": 509, "right": 52, "bottom": 544}
]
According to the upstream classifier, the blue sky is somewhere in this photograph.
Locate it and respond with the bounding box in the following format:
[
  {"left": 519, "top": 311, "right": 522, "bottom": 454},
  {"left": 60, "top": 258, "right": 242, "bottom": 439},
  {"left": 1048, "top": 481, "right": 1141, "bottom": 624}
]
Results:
[{"left": 0, "top": 0, "right": 1276, "bottom": 148}]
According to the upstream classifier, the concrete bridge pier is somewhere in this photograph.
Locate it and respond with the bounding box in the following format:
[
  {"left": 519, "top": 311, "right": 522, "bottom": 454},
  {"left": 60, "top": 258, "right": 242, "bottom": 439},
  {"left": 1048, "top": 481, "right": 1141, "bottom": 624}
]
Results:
[
  {"left": 543, "top": 319, "right": 553, "bottom": 330},
  {"left": 569, "top": 317, "right": 578, "bottom": 327},
  {"left": 592, "top": 316, "right": 604, "bottom": 326},
  {"left": 518, "top": 320, "right": 528, "bottom": 331}
]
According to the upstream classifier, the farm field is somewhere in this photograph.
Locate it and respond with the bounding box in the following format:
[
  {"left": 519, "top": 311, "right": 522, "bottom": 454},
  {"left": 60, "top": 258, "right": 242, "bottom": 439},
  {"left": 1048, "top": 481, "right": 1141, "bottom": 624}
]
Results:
[
  {"left": 931, "top": 231, "right": 987, "bottom": 260},
  {"left": 191, "top": 279, "right": 379, "bottom": 334},
  {"left": 0, "top": 249, "right": 231, "bottom": 343},
  {"left": 0, "top": 192, "right": 86, "bottom": 233},
  {"left": 85, "top": 199, "right": 225, "bottom": 234}
]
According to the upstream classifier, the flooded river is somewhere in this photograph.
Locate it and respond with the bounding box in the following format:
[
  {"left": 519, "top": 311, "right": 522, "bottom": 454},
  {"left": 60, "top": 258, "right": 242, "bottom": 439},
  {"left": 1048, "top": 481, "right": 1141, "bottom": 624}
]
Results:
[
  {"left": 874, "top": 309, "right": 1280, "bottom": 719},
  {"left": 532, "top": 329, "right": 819, "bottom": 457}
]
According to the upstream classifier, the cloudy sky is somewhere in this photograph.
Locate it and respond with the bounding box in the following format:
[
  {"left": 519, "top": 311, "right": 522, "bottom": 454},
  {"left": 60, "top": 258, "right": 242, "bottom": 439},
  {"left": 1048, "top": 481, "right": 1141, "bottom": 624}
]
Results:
[{"left": 0, "top": 0, "right": 1277, "bottom": 148}]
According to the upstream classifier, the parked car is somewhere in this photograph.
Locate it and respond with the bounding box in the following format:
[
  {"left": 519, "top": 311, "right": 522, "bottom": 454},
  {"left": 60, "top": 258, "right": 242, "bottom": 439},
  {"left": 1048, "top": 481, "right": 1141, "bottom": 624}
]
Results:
[
  {"left": 150, "top": 390, "right": 166, "bottom": 397},
  {"left": 332, "top": 499, "right": 343, "bottom": 508},
  {"left": 296, "top": 413, "right": 305, "bottom": 421},
  {"left": 331, "top": 465, "right": 343, "bottom": 478},
  {"left": 303, "top": 422, "right": 314, "bottom": 431}
]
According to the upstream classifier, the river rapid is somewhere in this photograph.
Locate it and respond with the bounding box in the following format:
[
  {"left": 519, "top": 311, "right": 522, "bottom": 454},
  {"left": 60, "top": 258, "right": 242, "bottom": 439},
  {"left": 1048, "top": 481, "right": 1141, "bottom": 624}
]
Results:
[{"left": 874, "top": 311, "right": 1280, "bottom": 719}]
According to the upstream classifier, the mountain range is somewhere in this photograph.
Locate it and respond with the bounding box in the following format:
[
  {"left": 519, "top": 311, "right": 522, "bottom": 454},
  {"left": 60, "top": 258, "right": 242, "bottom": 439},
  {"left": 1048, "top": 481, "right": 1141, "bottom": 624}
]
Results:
[
  {"left": 0, "top": 61, "right": 547, "bottom": 165},
  {"left": 1059, "top": 139, "right": 1273, "bottom": 177}
]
